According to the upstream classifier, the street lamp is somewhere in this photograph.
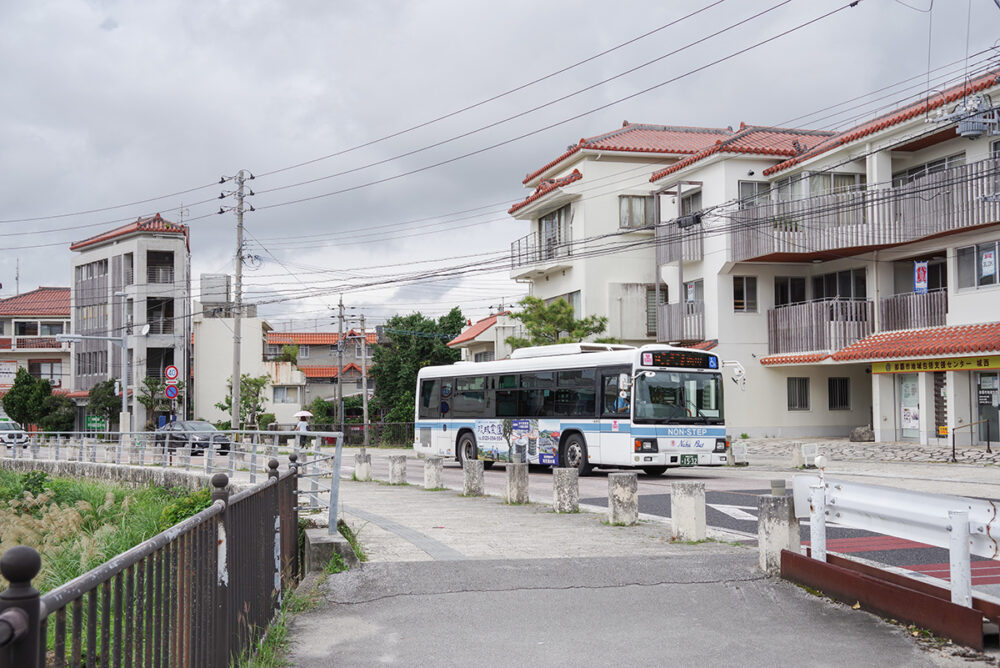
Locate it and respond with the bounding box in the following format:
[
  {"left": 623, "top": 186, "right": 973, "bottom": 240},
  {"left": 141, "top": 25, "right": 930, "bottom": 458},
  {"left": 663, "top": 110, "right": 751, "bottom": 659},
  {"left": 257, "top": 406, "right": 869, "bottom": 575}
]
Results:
[{"left": 57, "top": 322, "right": 150, "bottom": 432}]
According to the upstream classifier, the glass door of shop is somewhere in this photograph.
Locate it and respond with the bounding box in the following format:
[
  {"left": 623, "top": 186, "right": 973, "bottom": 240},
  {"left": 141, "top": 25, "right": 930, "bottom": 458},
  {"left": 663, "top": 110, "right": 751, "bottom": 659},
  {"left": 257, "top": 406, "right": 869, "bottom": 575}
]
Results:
[
  {"left": 977, "top": 372, "right": 999, "bottom": 446},
  {"left": 898, "top": 373, "right": 920, "bottom": 440}
]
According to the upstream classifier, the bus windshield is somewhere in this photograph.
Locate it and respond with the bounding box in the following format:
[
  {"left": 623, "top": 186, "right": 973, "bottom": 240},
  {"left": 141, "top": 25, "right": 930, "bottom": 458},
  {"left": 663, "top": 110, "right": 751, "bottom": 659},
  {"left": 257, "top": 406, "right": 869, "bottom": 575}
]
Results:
[{"left": 633, "top": 371, "right": 724, "bottom": 424}]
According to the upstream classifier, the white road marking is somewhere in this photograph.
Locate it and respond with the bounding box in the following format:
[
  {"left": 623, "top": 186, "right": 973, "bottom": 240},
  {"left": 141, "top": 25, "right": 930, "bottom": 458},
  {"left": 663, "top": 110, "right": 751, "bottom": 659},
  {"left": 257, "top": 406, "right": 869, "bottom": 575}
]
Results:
[{"left": 706, "top": 504, "right": 758, "bottom": 521}]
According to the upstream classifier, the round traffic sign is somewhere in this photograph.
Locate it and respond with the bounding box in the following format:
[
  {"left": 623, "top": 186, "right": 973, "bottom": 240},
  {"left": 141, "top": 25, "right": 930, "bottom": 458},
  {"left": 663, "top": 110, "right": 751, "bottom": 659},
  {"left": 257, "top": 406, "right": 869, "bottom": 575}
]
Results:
[
  {"left": 164, "top": 385, "right": 179, "bottom": 399},
  {"left": 164, "top": 365, "right": 179, "bottom": 380}
]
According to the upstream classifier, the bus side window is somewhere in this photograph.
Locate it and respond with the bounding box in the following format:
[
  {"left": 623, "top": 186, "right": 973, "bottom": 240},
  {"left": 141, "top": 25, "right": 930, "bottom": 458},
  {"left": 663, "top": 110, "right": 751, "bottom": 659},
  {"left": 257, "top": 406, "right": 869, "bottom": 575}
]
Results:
[
  {"left": 419, "top": 379, "right": 440, "bottom": 418},
  {"left": 602, "top": 374, "right": 621, "bottom": 415}
]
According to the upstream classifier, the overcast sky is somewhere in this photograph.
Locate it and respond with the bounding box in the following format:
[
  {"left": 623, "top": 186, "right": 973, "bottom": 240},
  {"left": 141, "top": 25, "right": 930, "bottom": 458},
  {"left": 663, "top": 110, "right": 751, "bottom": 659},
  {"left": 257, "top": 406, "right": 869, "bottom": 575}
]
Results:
[{"left": 2, "top": 0, "right": 998, "bottom": 328}]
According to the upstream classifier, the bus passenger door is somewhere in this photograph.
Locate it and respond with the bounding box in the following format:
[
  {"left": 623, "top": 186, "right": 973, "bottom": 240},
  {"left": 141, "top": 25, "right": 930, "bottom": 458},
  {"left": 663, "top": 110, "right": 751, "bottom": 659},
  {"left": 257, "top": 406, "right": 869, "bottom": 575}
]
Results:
[{"left": 599, "top": 368, "right": 632, "bottom": 466}]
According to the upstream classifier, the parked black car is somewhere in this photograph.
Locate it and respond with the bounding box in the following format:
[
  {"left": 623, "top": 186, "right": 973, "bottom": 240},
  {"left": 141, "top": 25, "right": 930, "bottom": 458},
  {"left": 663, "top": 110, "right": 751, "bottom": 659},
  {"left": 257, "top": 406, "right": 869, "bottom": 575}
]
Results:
[{"left": 154, "top": 420, "right": 231, "bottom": 456}]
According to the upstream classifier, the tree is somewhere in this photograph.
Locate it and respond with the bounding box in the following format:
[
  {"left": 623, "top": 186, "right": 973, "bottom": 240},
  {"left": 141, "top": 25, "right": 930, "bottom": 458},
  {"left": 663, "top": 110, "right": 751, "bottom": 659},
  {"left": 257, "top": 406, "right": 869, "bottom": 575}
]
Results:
[
  {"left": 307, "top": 397, "right": 337, "bottom": 426},
  {"left": 278, "top": 344, "right": 298, "bottom": 364},
  {"left": 370, "top": 308, "right": 464, "bottom": 423},
  {"left": 504, "top": 296, "right": 609, "bottom": 350},
  {"left": 88, "top": 379, "right": 121, "bottom": 427},
  {"left": 38, "top": 394, "right": 75, "bottom": 432},
  {"left": 2, "top": 368, "right": 49, "bottom": 426},
  {"left": 214, "top": 374, "right": 270, "bottom": 428}
]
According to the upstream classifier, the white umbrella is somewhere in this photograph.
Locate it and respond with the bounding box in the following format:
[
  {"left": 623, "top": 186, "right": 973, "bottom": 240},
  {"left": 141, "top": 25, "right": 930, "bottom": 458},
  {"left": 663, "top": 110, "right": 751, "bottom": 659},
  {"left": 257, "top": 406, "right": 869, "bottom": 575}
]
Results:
[{"left": 293, "top": 410, "right": 313, "bottom": 418}]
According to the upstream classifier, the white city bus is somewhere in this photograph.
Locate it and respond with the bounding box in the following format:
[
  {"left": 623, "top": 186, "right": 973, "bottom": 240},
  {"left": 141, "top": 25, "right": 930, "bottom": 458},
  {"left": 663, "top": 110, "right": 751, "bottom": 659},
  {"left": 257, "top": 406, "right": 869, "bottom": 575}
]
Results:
[{"left": 413, "top": 343, "right": 734, "bottom": 476}]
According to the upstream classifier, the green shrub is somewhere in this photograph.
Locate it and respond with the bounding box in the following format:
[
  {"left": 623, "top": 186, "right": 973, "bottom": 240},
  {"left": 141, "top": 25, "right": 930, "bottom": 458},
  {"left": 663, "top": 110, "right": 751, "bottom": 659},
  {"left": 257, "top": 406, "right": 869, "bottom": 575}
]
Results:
[
  {"left": 20, "top": 471, "right": 50, "bottom": 496},
  {"left": 258, "top": 413, "right": 276, "bottom": 430},
  {"left": 158, "top": 487, "right": 212, "bottom": 530}
]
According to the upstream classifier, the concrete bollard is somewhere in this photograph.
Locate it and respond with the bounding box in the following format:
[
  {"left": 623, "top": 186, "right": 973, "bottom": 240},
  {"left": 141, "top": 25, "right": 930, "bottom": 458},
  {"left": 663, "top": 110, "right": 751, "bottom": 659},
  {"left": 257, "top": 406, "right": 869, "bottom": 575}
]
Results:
[
  {"left": 462, "top": 459, "right": 484, "bottom": 496},
  {"left": 553, "top": 468, "right": 579, "bottom": 513},
  {"left": 608, "top": 472, "right": 639, "bottom": 525},
  {"left": 354, "top": 451, "right": 372, "bottom": 481},
  {"left": 671, "top": 481, "right": 706, "bottom": 541},
  {"left": 505, "top": 462, "right": 529, "bottom": 504},
  {"left": 757, "top": 494, "right": 800, "bottom": 574},
  {"left": 388, "top": 455, "right": 407, "bottom": 485},
  {"left": 424, "top": 456, "right": 443, "bottom": 489}
]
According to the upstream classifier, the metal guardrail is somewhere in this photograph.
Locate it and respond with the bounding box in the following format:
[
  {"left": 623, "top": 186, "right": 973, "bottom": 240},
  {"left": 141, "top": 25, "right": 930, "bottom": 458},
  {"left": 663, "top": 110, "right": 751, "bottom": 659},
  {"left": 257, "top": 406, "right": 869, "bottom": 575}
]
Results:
[
  {"left": 792, "top": 467, "right": 995, "bottom": 608},
  {"left": 0, "top": 463, "right": 300, "bottom": 667}
]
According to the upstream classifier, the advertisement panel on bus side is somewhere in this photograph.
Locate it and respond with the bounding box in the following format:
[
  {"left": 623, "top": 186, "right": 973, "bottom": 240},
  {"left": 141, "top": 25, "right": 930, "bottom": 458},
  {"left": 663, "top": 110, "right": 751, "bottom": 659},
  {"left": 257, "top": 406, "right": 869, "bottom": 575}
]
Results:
[{"left": 474, "top": 418, "right": 560, "bottom": 465}]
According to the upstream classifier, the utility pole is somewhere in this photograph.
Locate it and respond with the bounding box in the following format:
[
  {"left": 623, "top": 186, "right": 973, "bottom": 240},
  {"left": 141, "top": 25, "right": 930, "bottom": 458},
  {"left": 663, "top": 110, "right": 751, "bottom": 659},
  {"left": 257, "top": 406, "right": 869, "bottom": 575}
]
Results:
[
  {"left": 231, "top": 171, "right": 246, "bottom": 431},
  {"left": 360, "top": 314, "right": 369, "bottom": 448},
  {"left": 219, "top": 170, "right": 253, "bottom": 430},
  {"left": 15, "top": 258, "right": 19, "bottom": 295},
  {"left": 336, "top": 294, "right": 345, "bottom": 434}
]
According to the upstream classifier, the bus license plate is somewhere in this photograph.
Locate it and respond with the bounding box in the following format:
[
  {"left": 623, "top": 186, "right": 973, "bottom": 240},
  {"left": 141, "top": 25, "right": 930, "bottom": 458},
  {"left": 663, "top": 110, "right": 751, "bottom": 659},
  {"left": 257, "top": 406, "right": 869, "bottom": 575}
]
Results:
[{"left": 679, "top": 454, "right": 697, "bottom": 467}]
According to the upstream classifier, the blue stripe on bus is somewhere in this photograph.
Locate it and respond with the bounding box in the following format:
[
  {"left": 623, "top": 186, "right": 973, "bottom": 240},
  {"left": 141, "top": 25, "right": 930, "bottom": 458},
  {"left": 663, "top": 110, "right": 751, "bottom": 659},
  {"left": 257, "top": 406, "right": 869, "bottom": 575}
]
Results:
[{"left": 415, "top": 421, "right": 725, "bottom": 438}]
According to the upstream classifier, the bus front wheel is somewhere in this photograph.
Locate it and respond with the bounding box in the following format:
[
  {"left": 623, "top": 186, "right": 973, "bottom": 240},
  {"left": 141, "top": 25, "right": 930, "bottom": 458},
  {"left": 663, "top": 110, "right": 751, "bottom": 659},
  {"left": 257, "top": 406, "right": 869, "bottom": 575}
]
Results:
[
  {"left": 457, "top": 432, "right": 477, "bottom": 465},
  {"left": 562, "top": 435, "right": 592, "bottom": 476}
]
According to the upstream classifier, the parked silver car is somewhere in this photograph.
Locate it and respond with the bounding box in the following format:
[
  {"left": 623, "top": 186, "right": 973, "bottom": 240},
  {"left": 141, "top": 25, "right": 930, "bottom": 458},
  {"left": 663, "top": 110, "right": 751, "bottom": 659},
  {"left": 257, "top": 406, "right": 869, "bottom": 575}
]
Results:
[
  {"left": 0, "top": 420, "right": 30, "bottom": 448},
  {"left": 154, "top": 420, "right": 231, "bottom": 456}
]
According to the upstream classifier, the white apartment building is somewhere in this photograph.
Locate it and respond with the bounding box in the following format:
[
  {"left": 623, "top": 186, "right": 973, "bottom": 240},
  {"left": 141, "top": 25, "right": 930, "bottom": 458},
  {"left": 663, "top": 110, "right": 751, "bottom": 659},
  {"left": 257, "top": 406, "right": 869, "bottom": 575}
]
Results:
[
  {"left": 0, "top": 287, "right": 71, "bottom": 392},
  {"left": 447, "top": 312, "right": 523, "bottom": 362},
  {"left": 649, "top": 69, "right": 1000, "bottom": 442},
  {"left": 507, "top": 70, "right": 1000, "bottom": 443},
  {"left": 508, "top": 123, "right": 733, "bottom": 344},
  {"left": 69, "top": 214, "right": 191, "bottom": 429}
]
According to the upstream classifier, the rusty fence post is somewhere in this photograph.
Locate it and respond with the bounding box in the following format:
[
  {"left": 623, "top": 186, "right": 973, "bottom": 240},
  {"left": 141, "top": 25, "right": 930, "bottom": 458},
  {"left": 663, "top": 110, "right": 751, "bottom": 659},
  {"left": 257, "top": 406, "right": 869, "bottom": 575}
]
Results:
[
  {"left": 0, "top": 546, "right": 43, "bottom": 668},
  {"left": 210, "top": 473, "right": 230, "bottom": 667}
]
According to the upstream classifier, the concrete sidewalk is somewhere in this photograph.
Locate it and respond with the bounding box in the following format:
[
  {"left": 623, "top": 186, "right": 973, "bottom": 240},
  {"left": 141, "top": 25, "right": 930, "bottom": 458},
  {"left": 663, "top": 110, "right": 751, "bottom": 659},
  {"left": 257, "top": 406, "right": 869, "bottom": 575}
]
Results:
[{"left": 285, "top": 463, "right": 995, "bottom": 667}]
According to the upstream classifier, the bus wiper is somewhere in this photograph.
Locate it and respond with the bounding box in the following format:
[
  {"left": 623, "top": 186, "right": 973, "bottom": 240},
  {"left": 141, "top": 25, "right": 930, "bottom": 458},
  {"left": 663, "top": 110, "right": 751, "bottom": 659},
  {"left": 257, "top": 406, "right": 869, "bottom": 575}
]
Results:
[{"left": 685, "top": 400, "right": 709, "bottom": 424}]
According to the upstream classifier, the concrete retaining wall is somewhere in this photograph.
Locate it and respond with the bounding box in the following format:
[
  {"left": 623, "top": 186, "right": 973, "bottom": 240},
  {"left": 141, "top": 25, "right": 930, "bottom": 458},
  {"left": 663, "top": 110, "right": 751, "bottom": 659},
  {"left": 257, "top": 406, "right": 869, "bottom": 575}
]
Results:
[{"left": 0, "top": 458, "right": 214, "bottom": 491}]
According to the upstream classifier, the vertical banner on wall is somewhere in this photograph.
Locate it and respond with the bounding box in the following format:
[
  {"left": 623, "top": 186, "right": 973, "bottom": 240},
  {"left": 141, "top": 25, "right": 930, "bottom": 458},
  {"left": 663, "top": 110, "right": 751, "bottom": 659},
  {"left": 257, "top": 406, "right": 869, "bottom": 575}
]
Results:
[{"left": 914, "top": 261, "right": 928, "bottom": 295}]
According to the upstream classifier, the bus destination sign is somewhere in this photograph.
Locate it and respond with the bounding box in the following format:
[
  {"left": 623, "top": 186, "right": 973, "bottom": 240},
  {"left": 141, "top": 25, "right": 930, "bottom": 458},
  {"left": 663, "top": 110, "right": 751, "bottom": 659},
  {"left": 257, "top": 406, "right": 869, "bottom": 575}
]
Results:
[{"left": 642, "top": 350, "right": 718, "bottom": 370}]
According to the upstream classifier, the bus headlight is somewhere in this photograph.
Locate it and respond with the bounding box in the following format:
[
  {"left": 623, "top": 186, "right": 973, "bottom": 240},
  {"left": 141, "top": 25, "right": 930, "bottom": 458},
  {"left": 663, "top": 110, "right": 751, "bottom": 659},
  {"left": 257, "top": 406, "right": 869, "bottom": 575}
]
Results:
[
  {"left": 714, "top": 438, "right": 729, "bottom": 453},
  {"left": 634, "top": 438, "right": 657, "bottom": 453}
]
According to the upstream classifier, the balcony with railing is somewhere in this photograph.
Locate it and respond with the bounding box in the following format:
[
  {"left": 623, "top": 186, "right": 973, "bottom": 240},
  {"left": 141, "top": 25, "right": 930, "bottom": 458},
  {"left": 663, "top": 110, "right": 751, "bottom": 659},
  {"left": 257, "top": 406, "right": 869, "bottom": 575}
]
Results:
[
  {"left": 0, "top": 336, "right": 69, "bottom": 351},
  {"left": 147, "top": 265, "right": 175, "bottom": 284},
  {"left": 879, "top": 290, "right": 947, "bottom": 333},
  {"left": 656, "top": 300, "right": 705, "bottom": 343},
  {"left": 655, "top": 223, "right": 703, "bottom": 266},
  {"left": 510, "top": 230, "right": 573, "bottom": 276},
  {"left": 731, "top": 158, "right": 1000, "bottom": 263},
  {"left": 767, "top": 299, "right": 874, "bottom": 355}
]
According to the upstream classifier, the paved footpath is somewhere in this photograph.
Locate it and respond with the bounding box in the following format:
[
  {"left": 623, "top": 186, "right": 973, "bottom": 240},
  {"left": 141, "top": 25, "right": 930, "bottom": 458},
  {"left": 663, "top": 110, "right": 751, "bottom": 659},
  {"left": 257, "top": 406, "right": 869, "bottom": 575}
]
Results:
[{"left": 285, "top": 444, "right": 999, "bottom": 667}]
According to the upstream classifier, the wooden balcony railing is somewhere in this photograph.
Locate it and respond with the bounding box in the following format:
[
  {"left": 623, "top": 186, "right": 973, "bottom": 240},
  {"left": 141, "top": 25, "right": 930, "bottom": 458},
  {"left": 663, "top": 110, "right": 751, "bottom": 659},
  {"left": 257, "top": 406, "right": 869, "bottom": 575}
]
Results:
[
  {"left": 878, "top": 290, "right": 947, "bottom": 332},
  {"left": 731, "top": 158, "right": 1000, "bottom": 262},
  {"left": 767, "top": 299, "right": 874, "bottom": 355},
  {"left": 657, "top": 300, "right": 705, "bottom": 343},
  {"left": 655, "top": 223, "right": 703, "bottom": 265}
]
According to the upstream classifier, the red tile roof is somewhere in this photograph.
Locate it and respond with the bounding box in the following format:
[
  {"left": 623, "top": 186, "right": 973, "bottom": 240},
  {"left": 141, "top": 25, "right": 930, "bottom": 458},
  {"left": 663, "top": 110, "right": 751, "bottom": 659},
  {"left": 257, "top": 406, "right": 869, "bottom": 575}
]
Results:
[
  {"left": 650, "top": 125, "right": 834, "bottom": 182},
  {"left": 299, "top": 363, "right": 364, "bottom": 378},
  {"left": 764, "top": 68, "right": 1000, "bottom": 176},
  {"left": 831, "top": 322, "right": 1000, "bottom": 362},
  {"left": 760, "top": 352, "right": 830, "bottom": 366},
  {"left": 268, "top": 330, "right": 377, "bottom": 346},
  {"left": 448, "top": 314, "right": 503, "bottom": 347},
  {"left": 508, "top": 170, "right": 582, "bottom": 215},
  {"left": 0, "top": 287, "right": 71, "bottom": 317},
  {"left": 685, "top": 340, "right": 718, "bottom": 351},
  {"left": 70, "top": 214, "right": 189, "bottom": 252},
  {"left": 523, "top": 122, "right": 733, "bottom": 184}
]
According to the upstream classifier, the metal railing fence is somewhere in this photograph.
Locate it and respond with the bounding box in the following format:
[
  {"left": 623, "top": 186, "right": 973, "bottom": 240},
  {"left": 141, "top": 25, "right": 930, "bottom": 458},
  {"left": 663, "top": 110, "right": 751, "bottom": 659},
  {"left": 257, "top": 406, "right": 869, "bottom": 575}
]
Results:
[{"left": 0, "top": 462, "right": 299, "bottom": 667}]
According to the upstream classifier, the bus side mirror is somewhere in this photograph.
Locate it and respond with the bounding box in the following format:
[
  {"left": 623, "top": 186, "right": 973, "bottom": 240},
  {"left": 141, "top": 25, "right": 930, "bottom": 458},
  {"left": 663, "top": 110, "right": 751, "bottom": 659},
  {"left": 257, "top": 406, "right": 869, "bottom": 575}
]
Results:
[{"left": 619, "top": 372, "right": 631, "bottom": 391}]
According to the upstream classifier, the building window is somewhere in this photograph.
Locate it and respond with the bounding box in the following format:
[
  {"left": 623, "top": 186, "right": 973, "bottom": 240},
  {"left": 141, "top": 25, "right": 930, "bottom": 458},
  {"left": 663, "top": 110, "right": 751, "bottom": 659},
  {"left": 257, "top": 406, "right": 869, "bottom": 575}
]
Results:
[
  {"left": 646, "top": 286, "right": 667, "bottom": 336},
  {"left": 812, "top": 268, "right": 866, "bottom": 301},
  {"left": 330, "top": 345, "right": 338, "bottom": 355},
  {"left": 684, "top": 279, "right": 704, "bottom": 303},
  {"left": 14, "top": 321, "right": 39, "bottom": 336},
  {"left": 774, "top": 276, "right": 806, "bottom": 307},
  {"left": 809, "top": 173, "right": 865, "bottom": 196},
  {"left": 547, "top": 291, "right": 581, "bottom": 315},
  {"left": 473, "top": 351, "right": 495, "bottom": 363},
  {"left": 772, "top": 176, "right": 805, "bottom": 203},
  {"left": 680, "top": 190, "right": 702, "bottom": 216},
  {"left": 787, "top": 377, "right": 809, "bottom": 411},
  {"left": 619, "top": 195, "right": 654, "bottom": 228},
  {"left": 39, "top": 322, "right": 64, "bottom": 336},
  {"left": 892, "top": 152, "right": 965, "bottom": 187},
  {"left": 828, "top": 377, "right": 849, "bottom": 410},
  {"left": 957, "top": 241, "right": 998, "bottom": 289},
  {"left": 265, "top": 344, "right": 281, "bottom": 358},
  {"left": 738, "top": 181, "right": 770, "bottom": 208},
  {"left": 272, "top": 386, "right": 299, "bottom": 404},
  {"left": 733, "top": 276, "right": 757, "bottom": 312},
  {"left": 539, "top": 204, "right": 572, "bottom": 260},
  {"left": 298, "top": 345, "right": 310, "bottom": 359},
  {"left": 993, "top": 139, "right": 1000, "bottom": 158},
  {"left": 29, "top": 361, "right": 62, "bottom": 386}
]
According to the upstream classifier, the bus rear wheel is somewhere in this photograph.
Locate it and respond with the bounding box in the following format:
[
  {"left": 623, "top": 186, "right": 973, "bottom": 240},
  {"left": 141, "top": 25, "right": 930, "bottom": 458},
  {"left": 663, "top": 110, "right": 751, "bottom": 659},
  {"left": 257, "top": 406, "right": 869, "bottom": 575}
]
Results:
[
  {"left": 642, "top": 466, "right": 667, "bottom": 477},
  {"left": 457, "top": 432, "right": 477, "bottom": 465},
  {"left": 561, "top": 435, "right": 592, "bottom": 476}
]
